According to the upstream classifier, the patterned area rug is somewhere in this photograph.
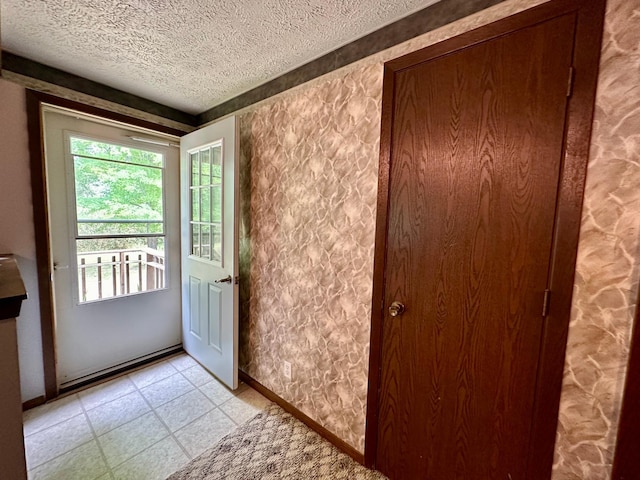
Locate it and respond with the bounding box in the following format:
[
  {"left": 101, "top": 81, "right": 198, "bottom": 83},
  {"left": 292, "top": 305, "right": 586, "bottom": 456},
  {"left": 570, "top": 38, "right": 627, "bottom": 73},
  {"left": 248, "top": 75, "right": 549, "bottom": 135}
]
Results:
[{"left": 167, "top": 402, "right": 387, "bottom": 479}]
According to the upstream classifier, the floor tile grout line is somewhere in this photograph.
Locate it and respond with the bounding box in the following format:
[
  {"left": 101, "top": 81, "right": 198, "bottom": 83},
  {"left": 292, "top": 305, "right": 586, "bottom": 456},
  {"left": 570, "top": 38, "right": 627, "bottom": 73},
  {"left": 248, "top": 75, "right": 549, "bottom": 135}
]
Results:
[
  {"left": 136, "top": 370, "right": 197, "bottom": 409},
  {"left": 129, "top": 364, "right": 249, "bottom": 462},
  {"left": 80, "top": 360, "right": 179, "bottom": 411},
  {"left": 168, "top": 356, "right": 198, "bottom": 373},
  {"left": 128, "top": 360, "right": 179, "bottom": 390},
  {"left": 23, "top": 411, "right": 84, "bottom": 441},
  {"left": 92, "top": 379, "right": 188, "bottom": 472},
  {"left": 215, "top": 383, "right": 269, "bottom": 427},
  {"left": 108, "top": 434, "right": 185, "bottom": 475},
  {"left": 78, "top": 378, "right": 137, "bottom": 413},
  {"left": 26, "top": 355, "right": 187, "bottom": 434},
  {"left": 152, "top": 375, "right": 244, "bottom": 435},
  {"left": 132, "top": 370, "right": 195, "bottom": 463},
  {"left": 78, "top": 390, "right": 115, "bottom": 480},
  {"left": 84, "top": 389, "right": 152, "bottom": 438},
  {"left": 68, "top": 354, "right": 180, "bottom": 398},
  {"left": 24, "top": 356, "right": 193, "bottom": 477},
  {"left": 24, "top": 409, "right": 100, "bottom": 474},
  {"left": 81, "top": 366, "right": 191, "bottom": 472},
  {"left": 86, "top": 383, "right": 138, "bottom": 407},
  {"left": 215, "top": 391, "right": 244, "bottom": 427},
  {"left": 22, "top": 393, "right": 85, "bottom": 439},
  {"left": 98, "top": 411, "right": 171, "bottom": 471},
  {"left": 152, "top": 379, "right": 267, "bottom": 462},
  {"left": 26, "top": 437, "right": 100, "bottom": 476},
  {"left": 189, "top": 377, "right": 244, "bottom": 428},
  {"left": 159, "top": 373, "right": 248, "bottom": 452},
  {"left": 92, "top": 396, "right": 171, "bottom": 477},
  {"left": 182, "top": 383, "right": 274, "bottom": 455},
  {"left": 25, "top": 355, "right": 268, "bottom": 478}
]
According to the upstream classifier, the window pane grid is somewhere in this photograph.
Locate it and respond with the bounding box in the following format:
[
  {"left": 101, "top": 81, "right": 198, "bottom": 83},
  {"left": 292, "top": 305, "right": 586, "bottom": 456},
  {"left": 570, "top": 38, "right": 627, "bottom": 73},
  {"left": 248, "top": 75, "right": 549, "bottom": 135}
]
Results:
[{"left": 189, "top": 144, "right": 223, "bottom": 263}]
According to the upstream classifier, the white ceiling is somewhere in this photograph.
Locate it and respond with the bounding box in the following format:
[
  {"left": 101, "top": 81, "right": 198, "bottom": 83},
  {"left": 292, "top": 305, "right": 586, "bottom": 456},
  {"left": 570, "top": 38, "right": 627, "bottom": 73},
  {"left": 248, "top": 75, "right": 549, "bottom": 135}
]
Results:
[{"left": 1, "top": 0, "right": 441, "bottom": 114}]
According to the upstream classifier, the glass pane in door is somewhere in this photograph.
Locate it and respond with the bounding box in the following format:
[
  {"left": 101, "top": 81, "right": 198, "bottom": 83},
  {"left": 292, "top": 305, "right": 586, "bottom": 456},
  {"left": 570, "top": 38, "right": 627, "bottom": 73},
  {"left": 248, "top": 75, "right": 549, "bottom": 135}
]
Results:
[
  {"left": 189, "top": 142, "right": 223, "bottom": 265},
  {"left": 70, "top": 136, "right": 166, "bottom": 303}
]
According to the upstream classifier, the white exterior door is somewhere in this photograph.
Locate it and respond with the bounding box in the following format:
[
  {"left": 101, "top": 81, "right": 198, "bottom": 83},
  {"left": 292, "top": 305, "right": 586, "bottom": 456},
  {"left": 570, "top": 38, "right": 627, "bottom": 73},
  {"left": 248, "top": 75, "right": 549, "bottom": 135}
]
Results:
[
  {"left": 180, "top": 116, "right": 238, "bottom": 389},
  {"left": 44, "top": 107, "right": 182, "bottom": 388}
]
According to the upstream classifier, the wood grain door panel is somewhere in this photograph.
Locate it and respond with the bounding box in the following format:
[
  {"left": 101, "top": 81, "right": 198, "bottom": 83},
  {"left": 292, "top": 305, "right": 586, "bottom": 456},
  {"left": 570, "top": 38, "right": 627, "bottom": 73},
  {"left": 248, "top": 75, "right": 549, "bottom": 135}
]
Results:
[{"left": 377, "top": 13, "right": 576, "bottom": 480}]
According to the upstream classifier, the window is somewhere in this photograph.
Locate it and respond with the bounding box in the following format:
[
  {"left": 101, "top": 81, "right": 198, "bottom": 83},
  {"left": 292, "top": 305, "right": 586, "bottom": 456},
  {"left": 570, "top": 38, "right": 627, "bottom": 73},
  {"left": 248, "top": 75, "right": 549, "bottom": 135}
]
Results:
[
  {"left": 70, "top": 136, "right": 167, "bottom": 302},
  {"left": 189, "top": 142, "right": 223, "bottom": 264}
]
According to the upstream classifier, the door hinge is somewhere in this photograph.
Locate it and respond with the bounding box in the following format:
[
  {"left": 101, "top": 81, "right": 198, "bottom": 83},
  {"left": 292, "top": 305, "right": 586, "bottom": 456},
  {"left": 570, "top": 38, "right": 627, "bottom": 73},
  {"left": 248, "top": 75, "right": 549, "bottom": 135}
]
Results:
[
  {"left": 542, "top": 289, "right": 551, "bottom": 317},
  {"left": 567, "top": 66, "right": 575, "bottom": 97}
]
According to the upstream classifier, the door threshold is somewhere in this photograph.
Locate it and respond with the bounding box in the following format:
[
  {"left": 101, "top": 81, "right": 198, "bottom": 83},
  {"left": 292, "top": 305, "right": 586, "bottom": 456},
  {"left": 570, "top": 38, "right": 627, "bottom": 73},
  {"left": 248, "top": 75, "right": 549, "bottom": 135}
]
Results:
[{"left": 58, "top": 345, "right": 183, "bottom": 395}]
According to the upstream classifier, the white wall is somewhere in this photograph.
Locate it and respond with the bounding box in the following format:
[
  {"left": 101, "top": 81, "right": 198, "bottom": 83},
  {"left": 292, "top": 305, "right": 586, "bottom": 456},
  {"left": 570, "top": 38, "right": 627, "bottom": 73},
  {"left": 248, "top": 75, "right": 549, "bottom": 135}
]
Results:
[{"left": 0, "top": 79, "right": 45, "bottom": 402}]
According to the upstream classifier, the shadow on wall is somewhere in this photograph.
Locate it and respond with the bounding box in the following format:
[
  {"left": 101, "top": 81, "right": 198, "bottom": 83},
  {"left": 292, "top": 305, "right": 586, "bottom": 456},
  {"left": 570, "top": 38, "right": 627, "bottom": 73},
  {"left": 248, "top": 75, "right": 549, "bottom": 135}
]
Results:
[{"left": 238, "top": 113, "right": 253, "bottom": 371}]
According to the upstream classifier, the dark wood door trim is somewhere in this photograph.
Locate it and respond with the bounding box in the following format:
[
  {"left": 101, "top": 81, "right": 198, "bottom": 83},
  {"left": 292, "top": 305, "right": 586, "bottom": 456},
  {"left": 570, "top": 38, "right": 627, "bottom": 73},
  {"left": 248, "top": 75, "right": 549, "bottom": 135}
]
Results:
[
  {"left": 26, "top": 91, "right": 57, "bottom": 400},
  {"left": 611, "top": 288, "right": 640, "bottom": 479},
  {"left": 25, "top": 90, "right": 189, "bottom": 401},
  {"left": 364, "top": 0, "right": 606, "bottom": 476},
  {"left": 524, "top": 1, "right": 606, "bottom": 476}
]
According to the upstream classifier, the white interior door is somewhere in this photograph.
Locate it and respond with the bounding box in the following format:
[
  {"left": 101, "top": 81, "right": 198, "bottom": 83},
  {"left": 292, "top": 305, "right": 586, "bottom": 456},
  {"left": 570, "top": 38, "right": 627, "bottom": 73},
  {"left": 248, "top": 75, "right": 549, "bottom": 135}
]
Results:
[
  {"left": 44, "top": 107, "right": 182, "bottom": 388},
  {"left": 180, "top": 116, "right": 238, "bottom": 389}
]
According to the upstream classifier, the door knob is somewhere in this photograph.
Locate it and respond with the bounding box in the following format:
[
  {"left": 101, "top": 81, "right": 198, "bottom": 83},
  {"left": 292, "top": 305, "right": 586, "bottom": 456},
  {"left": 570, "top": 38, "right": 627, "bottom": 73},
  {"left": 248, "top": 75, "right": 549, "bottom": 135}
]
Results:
[
  {"left": 388, "top": 301, "right": 405, "bottom": 317},
  {"left": 215, "top": 275, "right": 232, "bottom": 284}
]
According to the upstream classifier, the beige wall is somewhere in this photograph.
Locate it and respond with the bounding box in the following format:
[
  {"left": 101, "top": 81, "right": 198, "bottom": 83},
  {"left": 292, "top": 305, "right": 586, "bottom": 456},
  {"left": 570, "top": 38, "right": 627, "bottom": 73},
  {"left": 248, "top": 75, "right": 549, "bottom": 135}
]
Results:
[
  {"left": 1, "top": 0, "right": 638, "bottom": 477},
  {"left": 237, "top": 0, "right": 640, "bottom": 478},
  {"left": 0, "top": 79, "right": 45, "bottom": 402}
]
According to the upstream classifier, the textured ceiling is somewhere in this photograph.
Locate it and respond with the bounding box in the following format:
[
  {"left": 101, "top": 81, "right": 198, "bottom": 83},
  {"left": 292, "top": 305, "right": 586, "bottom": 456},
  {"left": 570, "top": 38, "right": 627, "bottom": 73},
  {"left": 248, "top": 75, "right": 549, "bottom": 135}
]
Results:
[{"left": 1, "top": 0, "right": 441, "bottom": 114}]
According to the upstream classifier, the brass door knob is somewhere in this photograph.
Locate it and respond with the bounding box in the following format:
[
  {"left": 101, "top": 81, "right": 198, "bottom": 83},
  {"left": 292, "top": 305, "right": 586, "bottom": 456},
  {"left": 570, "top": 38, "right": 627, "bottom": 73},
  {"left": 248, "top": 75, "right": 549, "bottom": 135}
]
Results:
[{"left": 388, "top": 301, "right": 405, "bottom": 317}]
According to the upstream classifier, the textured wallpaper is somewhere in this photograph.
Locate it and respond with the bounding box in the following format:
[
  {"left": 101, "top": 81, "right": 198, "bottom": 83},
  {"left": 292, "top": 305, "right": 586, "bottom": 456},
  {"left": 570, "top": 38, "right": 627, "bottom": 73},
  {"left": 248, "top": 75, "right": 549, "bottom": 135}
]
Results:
[
  {"left": 236, "top": 0, "right": 639, "bottom": 473},
  {"left": 239, "top": 64, "right": 383, "bottom": 450},
  {"left": 552, "top": 0, "right": 640, "bottom": 478}
]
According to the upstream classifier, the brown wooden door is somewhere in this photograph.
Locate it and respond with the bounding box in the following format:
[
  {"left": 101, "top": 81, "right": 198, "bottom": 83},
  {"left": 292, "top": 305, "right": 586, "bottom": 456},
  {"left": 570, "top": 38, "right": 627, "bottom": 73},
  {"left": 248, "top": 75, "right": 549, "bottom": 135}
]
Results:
[
  {"left": 376, "top": 14, "right": 576, "bottom": 480},
  {"left": 611, "top": 286, "right": 640, "bottom": 479}
]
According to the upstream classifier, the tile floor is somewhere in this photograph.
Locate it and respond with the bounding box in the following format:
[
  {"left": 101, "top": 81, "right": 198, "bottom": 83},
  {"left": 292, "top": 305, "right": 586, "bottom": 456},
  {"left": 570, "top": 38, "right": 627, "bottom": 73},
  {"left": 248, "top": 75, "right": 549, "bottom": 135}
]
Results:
[{"left": 23, "top": 353, "right": 271, "bottom": 480}]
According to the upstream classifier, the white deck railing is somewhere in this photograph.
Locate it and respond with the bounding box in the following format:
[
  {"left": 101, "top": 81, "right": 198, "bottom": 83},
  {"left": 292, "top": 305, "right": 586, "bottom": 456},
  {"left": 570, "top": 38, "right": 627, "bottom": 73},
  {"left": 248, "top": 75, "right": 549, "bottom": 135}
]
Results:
[{"left": 77, "top": 247, "right": 165, "bottom": 302}]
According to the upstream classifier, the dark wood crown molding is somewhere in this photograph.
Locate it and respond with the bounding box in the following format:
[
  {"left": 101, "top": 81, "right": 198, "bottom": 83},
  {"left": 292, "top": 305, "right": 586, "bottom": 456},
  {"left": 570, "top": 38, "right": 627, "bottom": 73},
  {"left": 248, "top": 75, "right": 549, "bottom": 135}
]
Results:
[
  {"left": 4, "top": 0, "right": 507, "bottom": 127},
  {"left": 197, "top": 0, "right": 505, "bottom": 124},
  {"left": 3, "top": 52, "right": 198, "bottom": 127}
]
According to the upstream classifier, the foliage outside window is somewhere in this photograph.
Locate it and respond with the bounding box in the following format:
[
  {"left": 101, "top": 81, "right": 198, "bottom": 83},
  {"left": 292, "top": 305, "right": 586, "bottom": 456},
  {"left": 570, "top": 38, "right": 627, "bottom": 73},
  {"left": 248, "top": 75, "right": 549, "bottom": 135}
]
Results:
[{"left": 70, "top": 136, "right": 167, "bottom": 303}]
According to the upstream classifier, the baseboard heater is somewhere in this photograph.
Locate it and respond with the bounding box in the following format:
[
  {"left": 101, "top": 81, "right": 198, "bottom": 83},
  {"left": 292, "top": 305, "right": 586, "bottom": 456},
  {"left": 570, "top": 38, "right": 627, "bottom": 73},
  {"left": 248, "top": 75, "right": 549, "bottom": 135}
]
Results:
[{"left": 58, "top": 344, "right": 183, "bottom": 393}]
